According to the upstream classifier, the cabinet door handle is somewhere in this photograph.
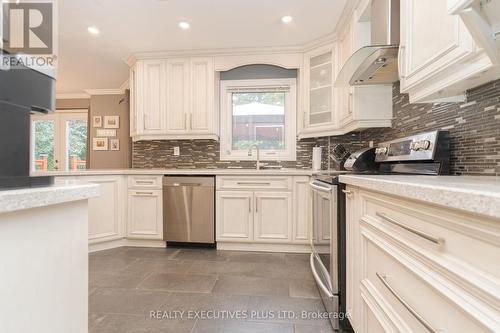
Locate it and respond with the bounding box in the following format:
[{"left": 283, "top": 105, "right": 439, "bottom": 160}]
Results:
[
  {"left": 376, "top": 212, "right": 444, "bottom": 245},
  {"left": 376, "top": 273, "right": 438, "bottom": 333},
  {"left": 135, "top": 191, "right": 154, "bottom": 196},
  {"left": 255, "top": 199, "right": 258, "bottom": 213},
  {"left": 248, "top": 198, "right": 251, "bottom": 213},
  {"left": 342, "top": 189, "right": 352, "bottom": 194},
  {"left": 236, "top": 182, "right": 271, "bottom": 186},
  {"left": 398, "top": 45, "right": 406, "bottom": 79}
]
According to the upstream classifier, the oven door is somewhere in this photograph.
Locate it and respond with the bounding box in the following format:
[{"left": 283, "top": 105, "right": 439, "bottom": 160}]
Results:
[{"left": 309, "top": 179, "right": 339, "bottom": 295}]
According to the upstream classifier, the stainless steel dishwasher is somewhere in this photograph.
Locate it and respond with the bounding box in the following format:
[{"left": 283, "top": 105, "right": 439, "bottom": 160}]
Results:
[{"left": 163, "top": 176, "right": 215, "bottom": 246}]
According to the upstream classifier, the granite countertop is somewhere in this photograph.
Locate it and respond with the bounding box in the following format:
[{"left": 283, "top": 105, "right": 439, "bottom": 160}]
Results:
[
  {"left": 32, "top": 168, "right": 315, "bottom": 177},
  {"left": 0, "top": 181, "right": 100, "bottom": 214},
  {"left": 339, "top": 174, "right": 500, "bottom": 219}
]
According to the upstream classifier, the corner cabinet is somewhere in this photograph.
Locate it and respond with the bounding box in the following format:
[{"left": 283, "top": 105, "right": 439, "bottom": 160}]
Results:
[
  {"left": 130, "top": 57, "right": 217, "bottom": 141},
  {"left": 298, "top": 9, "right": 392, "bottom": 139},
  {"left": 399, "top": 0, "right": 499, "bottom": 103}
]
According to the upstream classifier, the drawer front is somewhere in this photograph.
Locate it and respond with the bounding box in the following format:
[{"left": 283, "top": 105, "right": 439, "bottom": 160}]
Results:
[
  {"left": 216, "top": 176, "right": 292, "bottom": 191},
  {"left": 128, "top": 175, "right": 163, "bottom": 189},
  {"left": 360, "top": 189, "right": 500, "bottom": 281},
  {"left": 361, "top": 225, "right": 491, "bottom": 333}
]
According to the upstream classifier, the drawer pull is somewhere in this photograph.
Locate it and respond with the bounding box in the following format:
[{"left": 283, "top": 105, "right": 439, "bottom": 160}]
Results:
[
  {"left": 236, "top": 182, "right": 271, "bottom": 186},
  {"left": 376, "top": 212, "right": 444, "bottom": 245},
  {"left": 376, "top": 273, "right": 438, "bottom": 333},
  {"left": 136, "top": 180, "right": 155, "bottom": 184},
  {"left": 135, "top": 191, "right": 154, "bottom": 196}
]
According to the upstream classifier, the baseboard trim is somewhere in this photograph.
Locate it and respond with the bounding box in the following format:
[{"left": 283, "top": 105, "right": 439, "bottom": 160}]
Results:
[
  {"left": 216, "top": 242, "right": 310, "bottom": 253},
  {"left": 89, "top": 239, "right": 166, "bottom": 253}
]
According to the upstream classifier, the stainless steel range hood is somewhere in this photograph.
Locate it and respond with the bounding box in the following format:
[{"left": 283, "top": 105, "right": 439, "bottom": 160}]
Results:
[{"left": 334, "top": 0, "right": 400, "bottom": 87}]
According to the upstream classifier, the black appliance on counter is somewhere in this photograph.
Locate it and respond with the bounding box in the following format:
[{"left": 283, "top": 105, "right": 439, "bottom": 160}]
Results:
[
  {"left": 310, "top": 130, "right": 450, "bottom": 332},
  {"left": 0, "top": 63, "right": 55, "bottom": 189}
]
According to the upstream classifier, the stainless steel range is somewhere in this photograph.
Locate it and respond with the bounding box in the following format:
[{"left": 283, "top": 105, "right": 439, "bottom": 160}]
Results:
[{"left": 310, "top": 130, "right": 450, "bottom": 331}]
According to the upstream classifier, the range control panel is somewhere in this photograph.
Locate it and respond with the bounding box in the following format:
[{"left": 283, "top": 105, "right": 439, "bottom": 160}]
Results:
[{"left": 375, "top": 131, "right": 447, "bottom": 162}]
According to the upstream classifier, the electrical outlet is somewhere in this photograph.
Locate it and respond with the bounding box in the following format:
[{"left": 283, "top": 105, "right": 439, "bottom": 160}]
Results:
[
  {"left": 369, "top": 141, "right": 374, "bottom": 148},
  {"left": 173, "top": 147, "right": 180, "bottom": 156}
]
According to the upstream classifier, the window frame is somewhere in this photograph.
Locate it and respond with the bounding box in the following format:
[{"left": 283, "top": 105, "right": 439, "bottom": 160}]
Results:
[{"left": 219, "top": 78, "right": 297, "bottom": 161}]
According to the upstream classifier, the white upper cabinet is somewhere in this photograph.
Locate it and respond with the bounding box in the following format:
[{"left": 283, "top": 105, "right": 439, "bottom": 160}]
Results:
[
  {"left": 400, "top": 0, "right": 499, "bottom": 103},
  {"left": 303, "top": 44, "right": 336, "bottom": 131},
  {"left": 166, "top": 58, "right": 190, "bottom": 133},
  {"left": 299, "top": 7, "right": 392, "bottom": 139},
  {"left": 190, "top": 57, "right": 215, "bottom": 133},
  {"left": 129, "top": 57, "right": 217, "bottom": 141}
]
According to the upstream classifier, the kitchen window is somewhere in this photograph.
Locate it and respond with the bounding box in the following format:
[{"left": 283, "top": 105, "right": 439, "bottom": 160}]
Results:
[{"left": 220, "top": 78, "right": 297, "bottom": 161}]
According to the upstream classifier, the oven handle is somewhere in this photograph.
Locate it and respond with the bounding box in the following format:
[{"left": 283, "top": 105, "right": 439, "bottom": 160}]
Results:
[
  {"left": 309, "top": 181, "right": 333, "bottom": 193},
  {"left": 310, "top": 253, "right": 334, "bottom": 299}
]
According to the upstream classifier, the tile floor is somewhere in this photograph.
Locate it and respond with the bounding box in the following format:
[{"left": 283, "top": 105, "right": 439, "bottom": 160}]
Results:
[{"left": 89, "top": 247, "right": 336, "bottom": 333}]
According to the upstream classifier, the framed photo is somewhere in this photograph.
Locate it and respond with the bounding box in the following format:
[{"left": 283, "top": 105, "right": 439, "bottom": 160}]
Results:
[
  {"left": 104, "top": 115, "right": 120, "bottom": 129},
  {"left": 96, "top": 129, "right": 116, "bottom": 137},
  {"left": 110, "top": 139, "right": 120, "bottom": 151},
  {"left": 92, "top": 116, "right": 102, "bottom": 128},
  {"left": 92, "top": 138, "right": 108, "bottom": 151}
]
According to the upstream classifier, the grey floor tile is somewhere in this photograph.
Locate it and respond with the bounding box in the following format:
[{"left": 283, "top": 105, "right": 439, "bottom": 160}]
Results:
[
  {"left": 250, "top": 262, "right": 314, "bottom": 281},
  {"left": 212, "top": 275, "right": 289, "bottom": 297},
  {"left": 90, "top": 270, "right": 150, "bottom": 289},
  {"left": 289, "top": 279, "right": 321, "bottom": 299},
  {"left": 226, "top": 251, "right": 286, "bottom": 264},
  {"left": 294, "top": 323, "right": 335, "bottom": 333},
  {"left": 89, "top": 288, "right": 169, "bottom": 316},
  {"left": 284, "top": 253, "right": 310, "bottom": 265},
  {"left": 170, "top": 248, "right": 231, "bottom": 261},
  {"left": 123, "top": 258, "right": 194, "bottom": 275},
  {"left": 89, "top": 255, "right": 138, "bottom": 273},
  {"left": 121, "top": 246, "right": 179, "bottom": 259},
  {"left": 158, "top": 291, "right": 211, "bottom": 312},
  {"left": 192, "top": 319, "right": 294, "bottom": 333},
  {"left": 89, "top": 312, "right": 195, "bottom": 333},
  {"left": 202, "top": 294, "right": 251, "bottom": 311},
  {"left": 138, "top": 272, "right": 218, "bottom": 293},
  {"left": 187, "top": 260, "right": 255, "bottom": 276},
  {"left": 246, "top": 295, "right": 330, "bottom": 327}
]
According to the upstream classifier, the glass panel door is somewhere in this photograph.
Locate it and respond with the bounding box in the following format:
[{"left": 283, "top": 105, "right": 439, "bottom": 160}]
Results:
[
  {"left": 61, "top": 114, "right": 88, "bottom": 171},
  {"left": 31, "top": 110, "right": 88, "bottom": 172},
  {"left": 32, "top": 116, "right": 57, "bottom": 171}
]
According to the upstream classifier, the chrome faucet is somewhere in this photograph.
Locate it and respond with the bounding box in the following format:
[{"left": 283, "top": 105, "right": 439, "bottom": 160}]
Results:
[{"left": 248, "top": 144, "right": 264, "bottom": 170}]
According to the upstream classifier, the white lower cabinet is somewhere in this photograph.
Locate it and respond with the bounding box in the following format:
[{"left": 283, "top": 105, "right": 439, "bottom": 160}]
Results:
[
  {"left": 254, "top": 192, "right": 292, "bottom": 242},
  {"left": 127, "top": 189, "right": 163, "bottom": 240},
  {"left": 346, "top": 185, "right": 500, "bottom": 333},
  {"left": 216, "top": 191, "right": 253, "bottom": 241},
  {"left": 216, "top": 176, "right": 310, "bottom": 249}
]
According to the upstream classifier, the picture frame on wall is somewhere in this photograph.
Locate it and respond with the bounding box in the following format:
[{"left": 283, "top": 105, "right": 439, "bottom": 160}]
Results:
[
  {"left": 110, "top": 139, "right": 120, "bottom": 151},
  {"left": 92, "top": 116, "right": 102, "bottom": 128},
  {"left": 92, "top": 138, "right": 108, "bottom": 151},
  {"left": 104, "top": 116, "right": 120, "bottom": 129}
]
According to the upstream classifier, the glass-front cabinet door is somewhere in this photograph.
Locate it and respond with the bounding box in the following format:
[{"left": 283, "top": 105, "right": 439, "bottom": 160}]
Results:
[{"left": 300, "top": 44, "right": 336, "bottom": 138}]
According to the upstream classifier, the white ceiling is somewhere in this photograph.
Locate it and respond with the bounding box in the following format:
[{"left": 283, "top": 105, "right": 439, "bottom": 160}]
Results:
[{"left": 57, "top": 0, "right": 348, "bottom": 94}]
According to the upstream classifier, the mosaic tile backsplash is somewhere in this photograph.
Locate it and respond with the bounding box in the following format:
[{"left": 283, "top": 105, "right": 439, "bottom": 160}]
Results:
[{"left": 133, "top": 79, "right": 500, "bottom": 176}]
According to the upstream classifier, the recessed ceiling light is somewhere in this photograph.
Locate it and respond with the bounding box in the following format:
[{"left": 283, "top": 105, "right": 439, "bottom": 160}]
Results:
[
  {"left": 87, "top": 26, "right": 100, "bottom": 35},
  {"left": 281, "top": 15, "right": 293, "bottom": 23},
  {"left": 179, "top": 22, "right": 190, "bottom": 30}
]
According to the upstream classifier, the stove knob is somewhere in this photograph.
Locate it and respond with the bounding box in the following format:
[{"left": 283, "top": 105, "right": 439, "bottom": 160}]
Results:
[
  {"left": 420, "top": 140, "right": 431, "bottom": 150},
  {"left": 375, "top": 147, "right": 388, "bottom": 155}
]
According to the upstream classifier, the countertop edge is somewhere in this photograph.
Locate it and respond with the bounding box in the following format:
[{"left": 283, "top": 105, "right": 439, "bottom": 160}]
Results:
[
  {"left": 339, "top": 175, "right": 500, "bottom": 219},
  {"left": 0, "top": 184, "right": 100, "bottom": 214},
  {"left": 31, "top": 168, "right": 315, "bottom": 177}
]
